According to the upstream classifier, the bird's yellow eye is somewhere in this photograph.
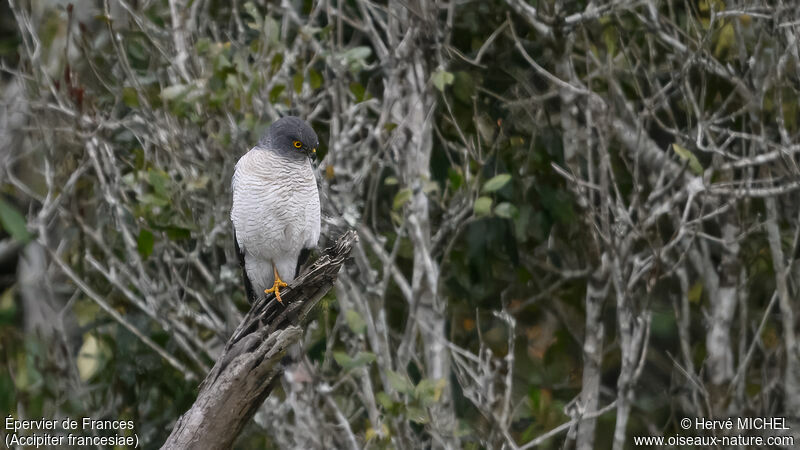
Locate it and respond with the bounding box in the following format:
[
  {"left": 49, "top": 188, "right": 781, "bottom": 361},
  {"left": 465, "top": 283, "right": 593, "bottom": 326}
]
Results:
[{"left": 293, "top": 140, "right": 303, "bottom": 148}]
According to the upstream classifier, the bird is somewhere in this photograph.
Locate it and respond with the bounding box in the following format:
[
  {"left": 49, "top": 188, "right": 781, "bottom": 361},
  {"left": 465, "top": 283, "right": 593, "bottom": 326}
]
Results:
[{"left": 231, "top": 116, "right": 321, "bottom": 303}]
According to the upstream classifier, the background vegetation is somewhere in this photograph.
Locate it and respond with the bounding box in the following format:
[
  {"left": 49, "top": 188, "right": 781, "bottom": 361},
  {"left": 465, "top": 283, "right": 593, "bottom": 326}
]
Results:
[{"left": 1, "top": 0, "right": 799, "bottom": 448}]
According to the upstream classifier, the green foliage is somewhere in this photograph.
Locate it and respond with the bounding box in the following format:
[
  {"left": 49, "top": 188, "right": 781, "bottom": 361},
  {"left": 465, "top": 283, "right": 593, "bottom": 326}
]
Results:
[
  {"left": 344, "top": 309, "right": 366, "bottom": 335},
  {"left": 349, "top": 82, "right": 367, "bottom": 103},
  {"left": 494, "top": 202, "right": 518, "bottom": 219},
  {"left": 333, "top": 351, "right": 376, "bottom": 370},
  {"left": 137, "top": 229, "right": 155, "bottom": 259},
  {"left": 671, "top": 143, "right": 703, "bottom": 175},
  {"left": 452, "top": 71, "right": 475, "bottom": 103},
  {"left": 473, "top": 196, "right": 493, "bottom": 216},
  {"left": 376, "top": 373, "right": 448, "bottom": 426},
  {"left": 482, "top": 174, "right": 512, "bottom": 193},
  {"left": 432, "top": 70, "right": 455, "bottom": 91},
  {"left": 0, "top": 198, "right": 31, "bottom": 243},
  {"left": 338, "top": 46, "right": 372, "bottom": 73},
  {"left": 393, "top": 188, "right": 412, "bottom": 211},
  {"left": 387, "top": 370, "right": 414, "bottom": 395},
  {"left": 308, "top": 68, "right": 323, "bottom": 90}
]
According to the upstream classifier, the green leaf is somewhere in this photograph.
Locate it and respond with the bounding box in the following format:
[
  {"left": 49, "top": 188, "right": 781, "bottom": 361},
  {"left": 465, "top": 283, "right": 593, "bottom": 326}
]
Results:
[
  {"left": 133, "top": 147, "right": 145, "bottom": 170},
  {"left": 270, "top": 53, "right": 284, "bottom": 75},
  {"left": 415, "top": 378, "right": 446, "bottom": 406},
  {"left": 376, "top": 392, "right": 393, "bottom": 409},
  {"left": 474, "top": 196, "right": 492, "bottom": 216},
  {"left": 387, "top": 370, "right": 414, "bottom": 395},
  {"left": 714, "top": 22, "right": 735, "bottom": 59},
  {"left": 482, "top": 174, "right": 512, "bottom": 193},
  {"left": 167, "top": 228, "right": 190, "bottom": 241},
  {"left": 293, "top": 72, "right": 303, "bottom": 94},
  {"left": 122, "top": 87, "right": 139, "bottom": 107},
  {"left": 384, "top": 176, "right": 398, "bottom": 186},
  {"left": 494, "top": 202, "right": 518, "bottom": 219},
  {"left": 342, "top": 46, "right": 372, "bottom": 61},
  {"left": 195, "top": 38, "right": 210, "bottom": 54},
  {"left": 148, "top": 169, "right": 169, "bottom": 197},
  {"left": 163, "top": 226, "right": 191, "bottom": 241},
  {"left": 448, "top": 168, "right": 463, "bottom": 190},
  {"left": 0, "top": 286, "right": 17, "bottom": 325},
  {"left": 349, "top": 82, "right": 366, "bottom": 102},
  {"left": 345, "top": 309, "right": 366, "bottom": 334},
  {"left": 0, "top": 198, "right": 31, "bottom": 243},
  {"left": 432, "top": 70, "right": 454, "bottom": 92},
  {"left": 406, "top": 406, "right": 428, "bottom": 424},
  {"left": 308, "top": 68, "right": 323, "bottom": 90},
  {"left": 333, "top": 351, "right": 352, "bottom": 368},
  {"left": 263, "top": 16, "right": 280, "bottom": 45},
  {"left": 365, "top": 425, "right": 386, "bottom": 443},
  {"left": 353, "top": 351, "right": 376, "bottom": 366},
  {"left": 393, "top": 188, "right": 412, "bottom": 210},
  {"left": 334, "top": 351, "right": 376, "bottom": 370},
  {"left": 672, "top": 143, "right": 703, "bottom": 175},
  {"left": 269, "top": 84, "right": 285, "bottom": 103},
  {"left": 137, "top": 229, "right": 154, "bottom": 259},
  {"left": 214, "top": 52, "right": 232, "bottom": 72},
  {"left": 340, "top": 46, "right": 372, "bottom": 72},
  {"left": 225, "top": 73, "right": 240, "bottom": 92},
  {"left": 73, "top": 301, "right": 100, "bottom": 327},
  {"left": 688, "top": 281, "right": 703, "bottom": 303},
  {"left": 125, "top": 38, "right": 146, "bottom": 63},
  {"left": 138, "top": 193, "right": 168, "bottom": 207},
  {"left": 14, "top": 341, "right": 43, "bottom": 391},
  {"left": 77, "top": 334, "right": 111, "bottom": 382},
  {"left": 390, "top": 211, "right": 403, "bottom": 226},
  {"left": 243, "top": 2, "right": 263, "bottom": 31},
  {"left": 453, "top": 71, "right": 475, "bottom": 103},
  {"left": 603, "top": 25, "right": 617, "bottom": 57}
]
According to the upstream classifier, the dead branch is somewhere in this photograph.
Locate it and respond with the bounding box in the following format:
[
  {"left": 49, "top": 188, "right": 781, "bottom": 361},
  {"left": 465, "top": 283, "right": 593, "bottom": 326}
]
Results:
[{"left": 161, "top": 231, "right": 357, "bottom": 450}]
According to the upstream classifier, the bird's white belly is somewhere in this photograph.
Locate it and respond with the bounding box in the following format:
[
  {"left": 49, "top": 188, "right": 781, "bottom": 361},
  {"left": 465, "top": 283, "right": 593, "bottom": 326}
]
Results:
[
  {"left": 240, "top": 182, "right": 315, "bottom": 259},
  {"left": 231, "top": 151, "right": 320, "bottom": 292}
]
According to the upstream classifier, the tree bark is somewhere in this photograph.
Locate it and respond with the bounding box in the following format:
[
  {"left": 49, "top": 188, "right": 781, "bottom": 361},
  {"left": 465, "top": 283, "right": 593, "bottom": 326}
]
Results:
[
  {"left": 381, "top": 2, "right": 457, "bottom": 443},
  {"left": 161, "top": 231, "right": 357, "bottom": 450},
  {"left": 576, "top": 261, "right": 608, "bottom": 450}
]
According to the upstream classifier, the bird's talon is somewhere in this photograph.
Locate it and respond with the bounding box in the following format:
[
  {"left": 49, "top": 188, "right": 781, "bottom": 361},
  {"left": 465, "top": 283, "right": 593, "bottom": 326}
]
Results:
[
  {"left": 264, "top": 282, "right": 287, "bottom": 303},
  {"left": 264, "top": 268, "right": 288, "bottom": 303}
]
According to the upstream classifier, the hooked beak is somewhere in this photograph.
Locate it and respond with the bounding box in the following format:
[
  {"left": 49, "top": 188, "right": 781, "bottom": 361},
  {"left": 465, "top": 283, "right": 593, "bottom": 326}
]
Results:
[{"left": 308, "top": 147, "right": 317, "bottom": 162}]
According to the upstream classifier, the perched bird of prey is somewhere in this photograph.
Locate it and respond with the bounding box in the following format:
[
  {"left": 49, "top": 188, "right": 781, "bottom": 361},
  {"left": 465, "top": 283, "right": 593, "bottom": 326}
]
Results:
[{"left": 231, "top": 116, "right": 321, "bottom": 303}]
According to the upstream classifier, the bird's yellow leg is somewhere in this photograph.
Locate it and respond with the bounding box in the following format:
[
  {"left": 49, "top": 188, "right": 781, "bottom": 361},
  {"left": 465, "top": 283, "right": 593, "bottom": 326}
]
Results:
[{"left": 264, "top": 264, "right": 288, "bottom": 303}]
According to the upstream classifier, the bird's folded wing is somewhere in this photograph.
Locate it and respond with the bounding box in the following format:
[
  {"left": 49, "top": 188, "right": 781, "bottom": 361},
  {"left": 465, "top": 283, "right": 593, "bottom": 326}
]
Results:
[{"left": 234, "top": 229, "right": 255, "bottom": 302}]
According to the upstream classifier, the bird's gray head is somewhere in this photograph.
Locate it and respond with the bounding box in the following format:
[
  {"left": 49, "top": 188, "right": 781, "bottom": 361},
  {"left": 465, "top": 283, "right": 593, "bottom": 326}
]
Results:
[{"left": 258, "top": 116, "right": 319, "bottom": 162}]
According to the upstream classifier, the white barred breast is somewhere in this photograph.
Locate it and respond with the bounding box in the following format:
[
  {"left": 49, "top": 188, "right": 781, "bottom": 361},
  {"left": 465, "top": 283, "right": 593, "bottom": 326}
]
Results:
[{"left": 231, "top": 148, "right": 320, "bottom": 294}]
